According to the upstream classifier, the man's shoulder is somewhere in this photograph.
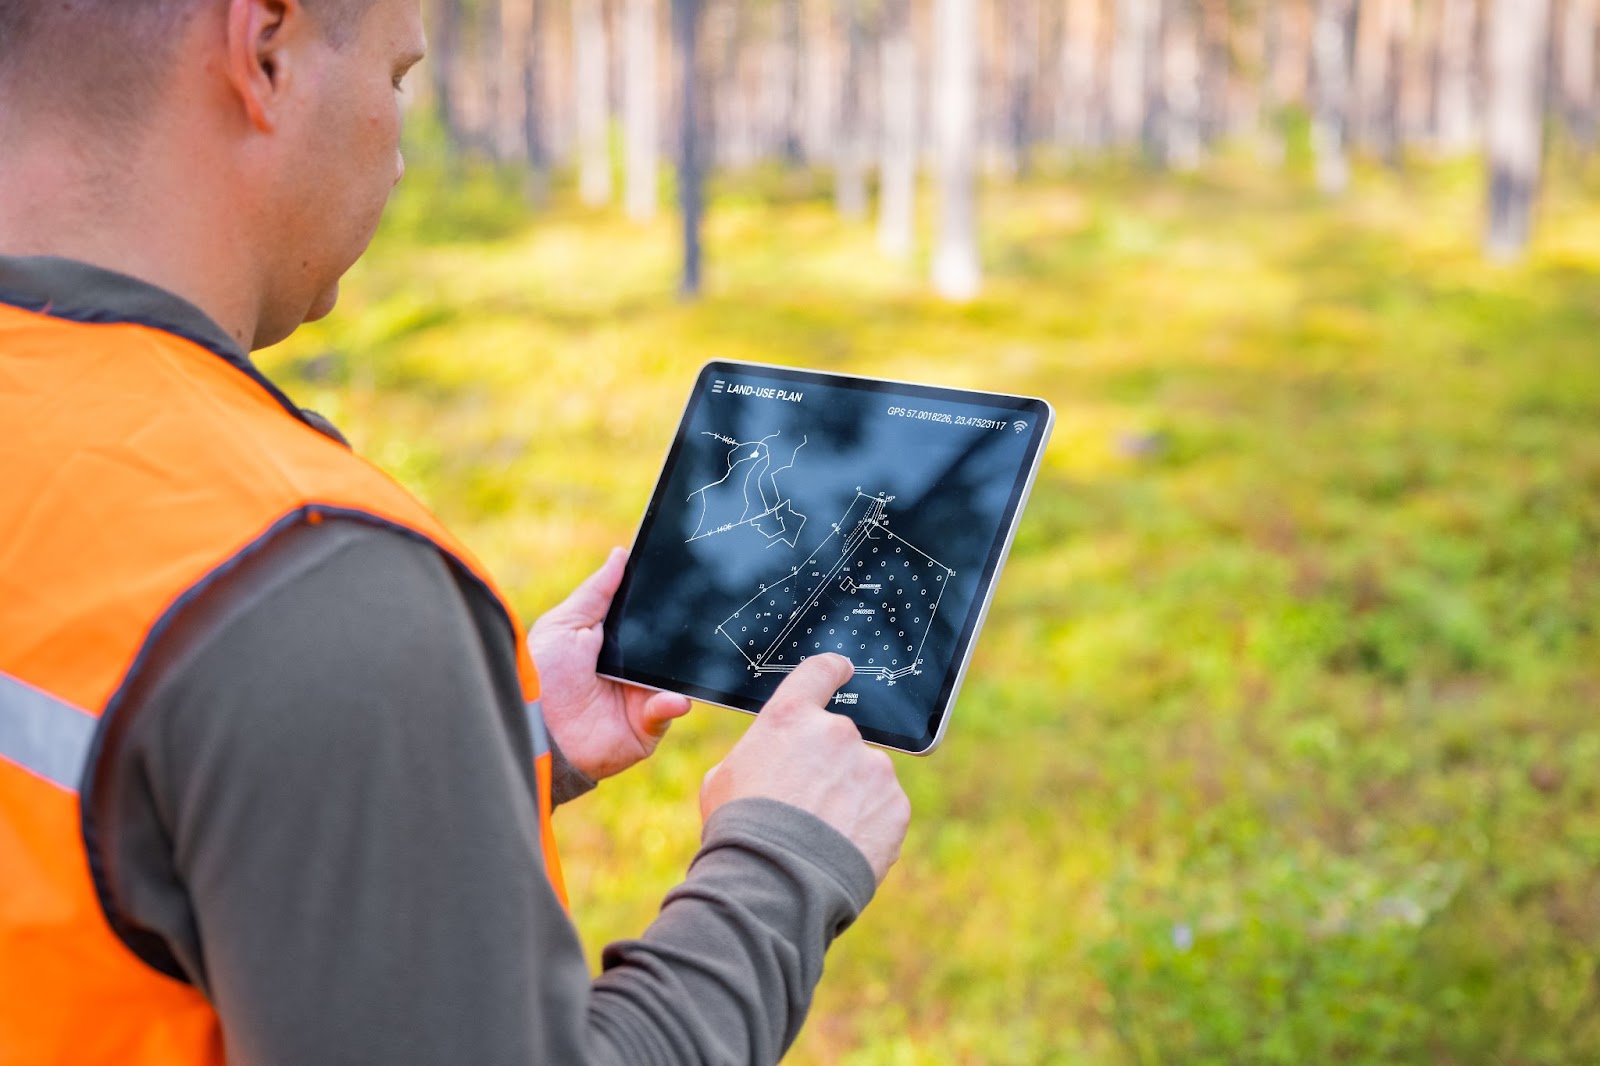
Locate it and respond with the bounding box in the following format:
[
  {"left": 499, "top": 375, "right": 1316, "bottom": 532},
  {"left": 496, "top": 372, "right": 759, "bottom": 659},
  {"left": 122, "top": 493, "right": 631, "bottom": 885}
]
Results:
[{"left": 155, "top": 516, "right": 478, "bottom": 680}]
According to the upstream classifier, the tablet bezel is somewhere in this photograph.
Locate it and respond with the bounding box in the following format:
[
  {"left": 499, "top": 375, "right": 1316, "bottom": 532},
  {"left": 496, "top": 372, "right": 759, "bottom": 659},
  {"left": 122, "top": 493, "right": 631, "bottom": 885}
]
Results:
[{"left": 598, "top": 360, "right": 1054, "bottom": 755}]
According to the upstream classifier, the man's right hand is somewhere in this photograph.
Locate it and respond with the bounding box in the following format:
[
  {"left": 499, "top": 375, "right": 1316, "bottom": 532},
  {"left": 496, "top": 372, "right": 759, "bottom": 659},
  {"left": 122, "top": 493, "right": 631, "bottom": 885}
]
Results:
[{"left": 699, "top": 654, "right": 911, "bottom": 885}]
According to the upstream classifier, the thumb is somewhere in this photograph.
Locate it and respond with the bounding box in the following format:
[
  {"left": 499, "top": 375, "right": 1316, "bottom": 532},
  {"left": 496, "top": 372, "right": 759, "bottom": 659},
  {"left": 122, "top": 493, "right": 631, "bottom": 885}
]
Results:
[
  {"left": 544, "top": 547, "right": 628, "bottom": 628},
  {"left": 638, "top": 691, "right": 691, "bottom": 738},
  {"left": 700, "top": 760, "right": 726, "bottom": 820}
]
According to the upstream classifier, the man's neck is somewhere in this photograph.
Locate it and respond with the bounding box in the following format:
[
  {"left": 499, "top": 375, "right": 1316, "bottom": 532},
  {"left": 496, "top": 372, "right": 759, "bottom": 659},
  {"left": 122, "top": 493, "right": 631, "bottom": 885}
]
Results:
[{"left": 0, "top": 125, "right": 262, "bottom": 351}]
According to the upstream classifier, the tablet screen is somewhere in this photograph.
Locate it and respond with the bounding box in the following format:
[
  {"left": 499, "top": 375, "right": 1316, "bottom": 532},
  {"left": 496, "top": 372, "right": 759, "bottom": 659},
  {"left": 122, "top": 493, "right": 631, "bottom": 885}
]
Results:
[{"left": 599, "top": 361, "right": 1052, "bottom": 753}]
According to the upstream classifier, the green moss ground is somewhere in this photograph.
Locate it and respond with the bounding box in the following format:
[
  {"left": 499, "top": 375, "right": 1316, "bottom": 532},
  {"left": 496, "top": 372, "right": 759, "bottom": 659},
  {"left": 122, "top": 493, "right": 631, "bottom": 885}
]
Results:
[{"left": 262, "top": 153, "right": 1600, "bottom": 1064}]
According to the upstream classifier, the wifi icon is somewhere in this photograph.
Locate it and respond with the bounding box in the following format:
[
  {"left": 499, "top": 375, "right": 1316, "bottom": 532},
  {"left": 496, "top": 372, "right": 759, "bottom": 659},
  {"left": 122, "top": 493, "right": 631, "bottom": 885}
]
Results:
[{"left": 1012, "top": 420, "right": 1028, "bottom": 434}]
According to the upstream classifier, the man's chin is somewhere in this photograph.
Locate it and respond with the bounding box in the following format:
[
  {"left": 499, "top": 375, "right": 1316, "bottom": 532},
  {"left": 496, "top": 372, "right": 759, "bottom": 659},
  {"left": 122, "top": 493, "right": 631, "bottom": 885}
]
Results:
[
  {"left": 304, "top": 281, "right": 341, "bottom": 324},
  {"left": 250, "top": 282, "right": 341, "bottom": 351}
]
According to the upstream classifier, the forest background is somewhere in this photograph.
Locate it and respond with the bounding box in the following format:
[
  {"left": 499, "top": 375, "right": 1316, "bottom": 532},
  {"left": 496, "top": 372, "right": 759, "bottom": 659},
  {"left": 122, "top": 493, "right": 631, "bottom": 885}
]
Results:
[{"left": 262, "top": 0, "right": 1600, "bottom": 1061}]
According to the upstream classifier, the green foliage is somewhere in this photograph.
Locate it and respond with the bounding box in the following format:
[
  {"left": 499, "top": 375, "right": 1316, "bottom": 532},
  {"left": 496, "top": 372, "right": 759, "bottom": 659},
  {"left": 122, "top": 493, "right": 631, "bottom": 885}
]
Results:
[
  {"left": 1093, "top": 852, "right": 1463, "bottom": 1063},
  {"left": 261, "top": 155, "right": 1600, "bottom": 1064}
]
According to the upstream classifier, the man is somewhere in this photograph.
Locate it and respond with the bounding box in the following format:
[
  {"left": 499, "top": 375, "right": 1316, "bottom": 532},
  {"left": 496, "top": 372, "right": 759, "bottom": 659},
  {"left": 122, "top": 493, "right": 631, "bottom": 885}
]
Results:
[{"left": 0, "top": 1, "right": 911, "bottom": 1062}]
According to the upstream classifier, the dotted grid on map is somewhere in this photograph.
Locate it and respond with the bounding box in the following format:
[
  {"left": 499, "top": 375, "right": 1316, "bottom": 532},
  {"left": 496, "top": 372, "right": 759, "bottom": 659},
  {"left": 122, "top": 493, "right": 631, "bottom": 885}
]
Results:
[{"left": 718, "top": 492, "right": 955, "bottom": 685}]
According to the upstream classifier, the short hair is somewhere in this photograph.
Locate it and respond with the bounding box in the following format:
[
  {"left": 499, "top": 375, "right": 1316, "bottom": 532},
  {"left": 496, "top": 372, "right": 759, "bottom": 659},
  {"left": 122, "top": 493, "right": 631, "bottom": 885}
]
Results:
[{"left": 0, "top": 0, "right": 378, "bottom": 135}]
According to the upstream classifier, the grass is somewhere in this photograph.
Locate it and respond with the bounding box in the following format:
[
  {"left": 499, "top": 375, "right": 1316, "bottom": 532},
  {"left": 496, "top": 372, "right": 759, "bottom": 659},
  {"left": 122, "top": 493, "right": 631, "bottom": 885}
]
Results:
[{"left": 261, "top": 146, "right": 1600, "bottom": 1064}]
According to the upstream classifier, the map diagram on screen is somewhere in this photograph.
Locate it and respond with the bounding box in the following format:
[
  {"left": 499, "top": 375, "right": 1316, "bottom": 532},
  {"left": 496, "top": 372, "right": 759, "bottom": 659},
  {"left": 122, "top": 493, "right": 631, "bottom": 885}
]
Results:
[
  {"left": 717, "top": 492, "right": 955, "bottom": 685},
  {"left": 686, "top": 431, "right": 809, "bottom": 549}
]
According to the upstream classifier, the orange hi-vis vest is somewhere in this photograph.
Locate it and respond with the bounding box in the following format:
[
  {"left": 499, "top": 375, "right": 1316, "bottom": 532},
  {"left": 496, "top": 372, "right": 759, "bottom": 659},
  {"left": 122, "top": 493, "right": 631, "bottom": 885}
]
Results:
[{"left": 0, "top": 298, "right": 567, "bottom": 1064}]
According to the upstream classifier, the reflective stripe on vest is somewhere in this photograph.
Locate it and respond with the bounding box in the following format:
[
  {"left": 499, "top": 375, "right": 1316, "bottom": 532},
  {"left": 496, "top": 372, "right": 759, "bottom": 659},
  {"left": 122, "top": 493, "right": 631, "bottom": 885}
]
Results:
[
  {"left": 0, "top": 672, "right": 555, "bottom": 794},
  {"left": 0, "top": 669, "right": 95, "bottom": 792},
  {"left": 525, "top": 699, "right": 552, "bottom": 758}
]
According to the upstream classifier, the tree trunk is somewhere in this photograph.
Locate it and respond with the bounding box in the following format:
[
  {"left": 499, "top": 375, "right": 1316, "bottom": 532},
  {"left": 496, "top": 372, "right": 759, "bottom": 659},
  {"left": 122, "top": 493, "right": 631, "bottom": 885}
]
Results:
[
  {"left": 1435, "top": 0, "right": 1479, "bottom": 153},
  {"left": 431, "top": 0, "right": 465, "bottom": 158},
  {"left": 1485, "top": 0, "right": 1552, "bottom": 259},
  {"left": 1371, "top": 0, "right": 1411, "bottom": 167},
  {"left": 574, "top": 0, "right": 612, "bottom": 206},
  {"left": 1198, "top": 0, "right": 1230, "bottom": 144},
  {"left": 878, "top": 0, "right": 916, "bottom": 258},
  {"left": 1312, "top": 0, "right": 1357, "bottom": 194},
  {"left": 1260, "top": 0, "right": 1289, "bottom": 164},
  {"left": 1005, "top": 0, "right": 1038, "bottom": 176},
  {"left": 805, "top": 0, "right": 838, "bottom": 164},
  {"left": 777, "top": 0, "right": 806, "bottom": 163},
  {"left": 1162, "top": 0, "right": 1204, "bottom": 170},
  {"left": 709, "top": 2, "right": 754, "bottom": 169},
  {"left": 1111, "top": 0, "right": 1155, "bottom": 148},
  {"left": 475, "top": 0, "right": 504, "bottom": 160},
  {"left": 1058, "top": 0, "right": 1103, "bottom": 155},
  {"left": 1353, "top": 0, "right": 1388, "bottom": 155},
  {"left": 674, "top": 0, "right": 705, "bottom": 295},
  {"left": 933, "top": 0, "right": 980, "bottom": 300},
  {"left": 1401, "top": 0, "right": 1439, "bottom": 149},
  {"left": 1141, "top": 0, "right": 1167, "bottom": 162},
  {"left": 496, "top": 0, "right": 524, "bottom": 163},
  {"left": 624, "top": 0, "right": 658, "bottom": 220},
  {"left": 1272, "top": 0, "right": 1314, "bottom": 114},
  {"left": 507, "top": 0, "right": 551, "bottom": 203},
  {"left": 836, "top": 0, "right": 869, "bottom": 218},
  {"left": 1562, "top": 0, "right": 1598, "bottom": 152}
]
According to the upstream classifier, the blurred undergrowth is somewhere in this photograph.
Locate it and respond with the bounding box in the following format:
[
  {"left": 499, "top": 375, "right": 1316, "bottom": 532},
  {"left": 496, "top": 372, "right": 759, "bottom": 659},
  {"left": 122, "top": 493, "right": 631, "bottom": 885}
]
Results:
[{"left": 262, "top": 138, "right": 1600, "bottom": 1063}]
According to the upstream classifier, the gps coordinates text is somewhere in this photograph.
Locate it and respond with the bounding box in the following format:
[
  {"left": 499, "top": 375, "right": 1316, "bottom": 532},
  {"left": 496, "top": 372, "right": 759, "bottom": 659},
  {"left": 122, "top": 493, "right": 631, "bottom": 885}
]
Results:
[{"left": 886, "top": 406, "right": 1009, "bottom": 430}]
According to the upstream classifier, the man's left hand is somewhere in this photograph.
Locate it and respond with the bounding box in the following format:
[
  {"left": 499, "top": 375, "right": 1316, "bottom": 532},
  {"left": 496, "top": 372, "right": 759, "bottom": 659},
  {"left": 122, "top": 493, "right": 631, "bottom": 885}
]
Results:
[{"left": 528, "top": 547, "right": 692, "bottom": 782}]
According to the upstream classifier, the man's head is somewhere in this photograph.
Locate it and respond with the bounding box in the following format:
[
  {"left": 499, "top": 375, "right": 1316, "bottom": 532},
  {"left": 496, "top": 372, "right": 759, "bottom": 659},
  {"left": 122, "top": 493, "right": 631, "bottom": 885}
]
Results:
[
  {"left": 0, "top": 0, "right": 382, "bottom": 143},
  {"left": 0, "top": 0, "right": 425, "bottom": 349}
]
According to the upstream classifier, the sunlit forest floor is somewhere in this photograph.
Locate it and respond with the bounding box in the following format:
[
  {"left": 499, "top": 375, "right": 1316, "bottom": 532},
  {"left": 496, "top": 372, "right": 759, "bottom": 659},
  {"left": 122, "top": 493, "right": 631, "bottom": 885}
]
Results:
[{"left": 263, "top": 151, "right": 1600, "bottom": 1064}]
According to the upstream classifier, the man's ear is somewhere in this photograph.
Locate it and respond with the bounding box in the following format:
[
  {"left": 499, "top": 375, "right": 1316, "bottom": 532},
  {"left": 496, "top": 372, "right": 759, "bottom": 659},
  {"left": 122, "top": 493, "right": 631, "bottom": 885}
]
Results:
[{"left": 225, "top": 0, "right": 304, "bottom": 132}]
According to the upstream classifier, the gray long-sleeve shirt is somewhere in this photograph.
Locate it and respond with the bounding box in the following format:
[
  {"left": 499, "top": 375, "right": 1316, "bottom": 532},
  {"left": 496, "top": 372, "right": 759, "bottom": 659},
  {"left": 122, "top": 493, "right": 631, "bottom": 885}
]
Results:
[{"left": 1, "top": 255, "right": 877, "bottom": 1065}]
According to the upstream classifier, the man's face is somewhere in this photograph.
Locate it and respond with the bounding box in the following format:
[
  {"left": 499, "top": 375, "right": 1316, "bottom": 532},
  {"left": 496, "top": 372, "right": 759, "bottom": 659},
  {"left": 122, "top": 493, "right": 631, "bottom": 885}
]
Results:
[{"left": 258, "top": 0, "right": 424, "bottom": 347}]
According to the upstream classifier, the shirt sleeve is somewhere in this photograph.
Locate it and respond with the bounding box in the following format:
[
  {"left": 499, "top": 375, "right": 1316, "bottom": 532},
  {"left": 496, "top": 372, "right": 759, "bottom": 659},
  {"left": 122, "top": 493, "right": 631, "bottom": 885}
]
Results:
[{"left": 85, "top": 517, "right": 876, "bottom": 1066}]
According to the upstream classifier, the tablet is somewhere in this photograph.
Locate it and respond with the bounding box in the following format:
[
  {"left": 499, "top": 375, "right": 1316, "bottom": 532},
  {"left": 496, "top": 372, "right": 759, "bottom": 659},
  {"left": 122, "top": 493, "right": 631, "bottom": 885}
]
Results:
[{"left": 598, "top": 361, "right": 1053, "bottom": 754}]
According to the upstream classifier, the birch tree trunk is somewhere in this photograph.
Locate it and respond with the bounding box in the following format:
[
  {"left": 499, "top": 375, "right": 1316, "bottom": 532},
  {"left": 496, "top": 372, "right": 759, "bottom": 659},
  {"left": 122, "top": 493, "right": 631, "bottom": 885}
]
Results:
[
  {"left": 674, "top": 0, "right": 705, "bottom": 295},
  {"left": 1312, "top": 0, "right": 1358, "bottom": 194},
  {"left": 878, "top": 0, "right": 917, "bottom": 258},
  {"left": 574, "top": 0, "right": 613, "bottom": 206},
  {"left": 624, "top": 0, "right": 658, "bottom": 220},
  {"left": 1562, "top": 0, "right": 1598, "bottom": 151},
  {"left": 1435, "top": 0, "right": 1479, "bottom": 153},
  {"left": 835, "top": 0, "right": 869, "bottom": 218},
  {"left": 933, "top": 0, "right": 981, "bottom": 300},
  {"left": 1485, "top": 0, "right": 1552, "bottom": 259}
]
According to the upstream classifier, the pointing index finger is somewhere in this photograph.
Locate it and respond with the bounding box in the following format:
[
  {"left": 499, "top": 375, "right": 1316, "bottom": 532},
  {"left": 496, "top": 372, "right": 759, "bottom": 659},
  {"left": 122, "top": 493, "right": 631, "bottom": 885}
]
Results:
[{"left": 764, "top": 654, "right": 855, "bottom": 714}]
